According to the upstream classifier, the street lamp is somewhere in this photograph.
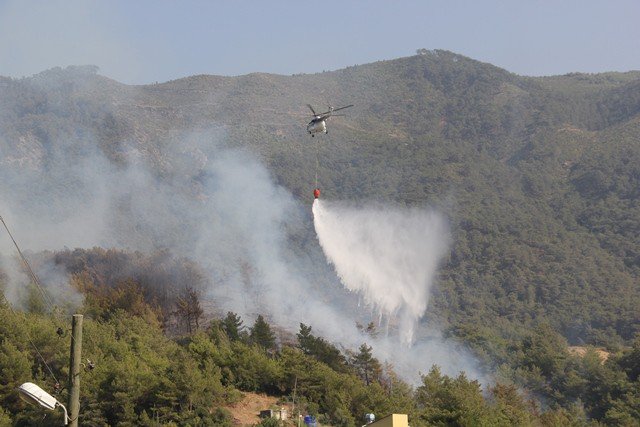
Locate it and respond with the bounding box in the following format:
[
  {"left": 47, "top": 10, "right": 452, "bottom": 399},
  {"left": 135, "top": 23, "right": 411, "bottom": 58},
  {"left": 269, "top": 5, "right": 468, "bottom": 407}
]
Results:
[{"left": 17, "top": 382, "right": 70, "bottom": 425}]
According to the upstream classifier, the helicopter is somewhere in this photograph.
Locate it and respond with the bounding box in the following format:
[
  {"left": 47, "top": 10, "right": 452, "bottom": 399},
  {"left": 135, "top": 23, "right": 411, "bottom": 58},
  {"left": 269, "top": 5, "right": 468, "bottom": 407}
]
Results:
[{"left": 306, "top": 104, "right": 353, "bottom": 136}]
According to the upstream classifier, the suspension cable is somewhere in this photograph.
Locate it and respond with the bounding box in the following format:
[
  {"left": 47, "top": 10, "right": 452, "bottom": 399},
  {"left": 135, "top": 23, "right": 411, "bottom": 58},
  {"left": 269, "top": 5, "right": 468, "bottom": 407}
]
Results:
[{"left": 315, "top": 138, "right": 319, "bottom": 188}]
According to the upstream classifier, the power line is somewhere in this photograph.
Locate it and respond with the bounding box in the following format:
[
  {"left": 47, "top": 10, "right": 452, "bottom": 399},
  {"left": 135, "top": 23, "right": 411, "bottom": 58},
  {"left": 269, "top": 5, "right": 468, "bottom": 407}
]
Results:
[
  {"left": 0, "top": 292, "right": 61, "bottom": 388},
  {"left": 0, "top": 214, "right": 77, "bottom": 348},
  {"left": 0, "top": 215, "right": 56, "bottom": 310}
]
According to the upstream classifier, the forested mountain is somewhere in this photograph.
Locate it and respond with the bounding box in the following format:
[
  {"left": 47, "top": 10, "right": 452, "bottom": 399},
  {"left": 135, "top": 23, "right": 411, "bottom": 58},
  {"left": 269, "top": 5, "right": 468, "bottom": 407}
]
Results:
[{"left": 0, "top": 51, "right": 639, "bottom": 424}]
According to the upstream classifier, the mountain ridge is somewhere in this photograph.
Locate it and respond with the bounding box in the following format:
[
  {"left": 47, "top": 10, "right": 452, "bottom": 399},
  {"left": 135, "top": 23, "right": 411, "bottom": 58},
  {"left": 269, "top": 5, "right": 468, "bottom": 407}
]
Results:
[{"left": 1, "top": 51, "right": 639, "bottom": 350}]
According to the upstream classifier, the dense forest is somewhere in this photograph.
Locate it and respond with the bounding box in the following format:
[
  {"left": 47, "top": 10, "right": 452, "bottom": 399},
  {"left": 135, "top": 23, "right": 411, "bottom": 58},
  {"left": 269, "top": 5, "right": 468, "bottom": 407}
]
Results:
[
  {"left": 1, "top": 249, "right": 638, "bottom": 425},
  {"left": 0, "top": 50, "right": 639, "bottom": 424}
]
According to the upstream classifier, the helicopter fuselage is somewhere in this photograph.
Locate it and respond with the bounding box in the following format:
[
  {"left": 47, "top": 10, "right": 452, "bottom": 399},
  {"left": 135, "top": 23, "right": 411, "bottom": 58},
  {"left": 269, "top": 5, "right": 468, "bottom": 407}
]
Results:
[
  {"left": 307, "top": 118, "right": 327, "bottom": 135},
  {"left": 305, "top": 104, "right": 351, "bottom": 136}
]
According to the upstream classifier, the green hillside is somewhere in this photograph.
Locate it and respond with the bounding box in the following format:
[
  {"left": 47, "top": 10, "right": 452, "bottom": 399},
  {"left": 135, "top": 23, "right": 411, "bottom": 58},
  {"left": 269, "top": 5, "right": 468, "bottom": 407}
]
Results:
[{"left": 0, "top": 51, "right": 639, "bottom": 424}]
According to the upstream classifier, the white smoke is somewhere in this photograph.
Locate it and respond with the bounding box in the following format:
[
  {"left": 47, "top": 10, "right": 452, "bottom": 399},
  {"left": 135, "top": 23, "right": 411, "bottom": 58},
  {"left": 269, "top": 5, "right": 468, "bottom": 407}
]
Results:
[{"left": 0, "top": 118, "right": 484, "bottom": 383}]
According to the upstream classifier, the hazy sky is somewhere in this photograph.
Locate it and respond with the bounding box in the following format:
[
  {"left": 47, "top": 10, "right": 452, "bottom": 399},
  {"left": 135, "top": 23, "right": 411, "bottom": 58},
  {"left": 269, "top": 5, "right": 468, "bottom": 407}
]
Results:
[{"left": 0, "top": 0, "right": 638, "bottom": 84}]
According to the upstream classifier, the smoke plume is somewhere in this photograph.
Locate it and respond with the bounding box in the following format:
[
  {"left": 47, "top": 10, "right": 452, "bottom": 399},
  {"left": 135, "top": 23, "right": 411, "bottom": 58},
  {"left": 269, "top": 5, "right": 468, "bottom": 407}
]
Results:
[{"left": 0, "top": 117, "right": 484, "bottom": 383}]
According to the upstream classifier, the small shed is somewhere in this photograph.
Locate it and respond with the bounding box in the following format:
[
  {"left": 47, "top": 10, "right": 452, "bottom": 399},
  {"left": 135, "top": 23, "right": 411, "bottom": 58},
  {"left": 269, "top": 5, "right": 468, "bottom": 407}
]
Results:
[
  {"left": 366, "top": 414, "right": 408, "bottom": 427},
  {"left": 260, "top": 408, "right": 288, "bottom": 420}
]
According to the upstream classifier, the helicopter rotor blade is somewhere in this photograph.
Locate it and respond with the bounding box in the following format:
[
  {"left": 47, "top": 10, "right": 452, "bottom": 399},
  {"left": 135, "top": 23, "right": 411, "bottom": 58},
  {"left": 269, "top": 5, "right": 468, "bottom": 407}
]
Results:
[
  {"left": 331, "top": 104, "right": 354, "bottom": 113},
  {"left": 306, "top": 104, "right": 317, "bottom": 115}
]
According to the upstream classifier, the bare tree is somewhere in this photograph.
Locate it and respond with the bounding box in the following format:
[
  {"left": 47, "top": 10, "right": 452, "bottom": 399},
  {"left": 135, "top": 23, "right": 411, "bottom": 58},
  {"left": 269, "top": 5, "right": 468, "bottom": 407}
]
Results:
[{"left": 174, "top": 287, "right": 203, "bottom": 334}]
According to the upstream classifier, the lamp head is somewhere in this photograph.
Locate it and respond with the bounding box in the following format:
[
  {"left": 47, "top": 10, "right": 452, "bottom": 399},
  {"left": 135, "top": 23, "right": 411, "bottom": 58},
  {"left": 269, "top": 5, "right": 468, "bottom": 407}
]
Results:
[
  {"left": 17, "top": 382, "right": 57, "bottom": 411},
  {"left": 17, "top": 382, "right": 69, "bottom": 424}
]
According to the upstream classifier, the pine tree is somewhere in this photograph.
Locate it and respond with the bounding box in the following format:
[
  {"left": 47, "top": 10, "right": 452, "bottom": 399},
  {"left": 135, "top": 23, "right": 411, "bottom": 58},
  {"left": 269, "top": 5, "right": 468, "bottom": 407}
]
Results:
[
  {"left": 222, "top": 311, "right": 245, "bottom": 341},
  {"left": 351, "top": 343, "right": 382, "bottom": 386},
  {"left": 249, "top": 315, "right": 276, "bottom": 351},
  {"left": 297, "top": 323, "right": 314, "bottom": 354}
]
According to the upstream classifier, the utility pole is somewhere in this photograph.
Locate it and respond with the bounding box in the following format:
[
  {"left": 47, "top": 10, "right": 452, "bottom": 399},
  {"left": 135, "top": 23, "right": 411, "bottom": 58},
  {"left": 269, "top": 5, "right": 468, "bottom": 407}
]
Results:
[
  {"left": 293, "top": 376, "right": 301, "bottom": 427},
  {"left": 67, "top": 314, "right": 83, "bottom": 427}
]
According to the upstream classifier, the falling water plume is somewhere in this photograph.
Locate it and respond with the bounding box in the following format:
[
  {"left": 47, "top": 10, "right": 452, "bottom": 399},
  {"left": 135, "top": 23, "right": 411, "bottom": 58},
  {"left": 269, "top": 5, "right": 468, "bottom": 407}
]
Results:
[{"left": 312, "top": 199, "right": 450, "bottom": 344}]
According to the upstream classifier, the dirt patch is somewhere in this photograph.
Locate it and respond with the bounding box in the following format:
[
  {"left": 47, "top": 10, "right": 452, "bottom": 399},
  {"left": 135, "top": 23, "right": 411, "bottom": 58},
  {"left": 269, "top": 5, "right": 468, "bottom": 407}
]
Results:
[
  {"left": 567, "top": 346, "right": 610, "bottom": 363},
  {"left": 223, "top": 392, "right": 284, "bottom": 426}
]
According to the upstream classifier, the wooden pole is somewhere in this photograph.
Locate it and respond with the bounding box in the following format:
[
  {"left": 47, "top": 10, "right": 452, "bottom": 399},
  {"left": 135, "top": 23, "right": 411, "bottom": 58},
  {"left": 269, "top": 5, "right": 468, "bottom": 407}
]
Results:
[{"left": 67, "top": 314, "right": 82, "bottom": 427}]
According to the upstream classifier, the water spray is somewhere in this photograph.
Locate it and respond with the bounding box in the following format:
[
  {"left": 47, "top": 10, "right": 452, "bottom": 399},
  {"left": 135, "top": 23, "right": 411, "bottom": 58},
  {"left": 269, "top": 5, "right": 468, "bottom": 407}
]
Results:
[{"left": 312, "top": 198, "right": 450, "bottom": 344}]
